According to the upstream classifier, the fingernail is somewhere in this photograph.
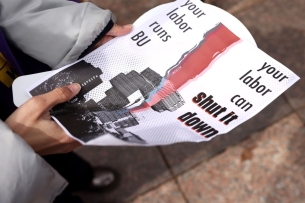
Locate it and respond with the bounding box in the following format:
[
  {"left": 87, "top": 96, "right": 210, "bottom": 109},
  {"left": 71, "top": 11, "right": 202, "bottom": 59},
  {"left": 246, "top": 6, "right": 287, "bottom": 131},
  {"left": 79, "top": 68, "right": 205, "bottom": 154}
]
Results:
[
  {"left": 123, "top": 24, "right": 133, "bottom": 29},
  {"left": 67, "top": 83, "right": 81, "bottom": 94}
]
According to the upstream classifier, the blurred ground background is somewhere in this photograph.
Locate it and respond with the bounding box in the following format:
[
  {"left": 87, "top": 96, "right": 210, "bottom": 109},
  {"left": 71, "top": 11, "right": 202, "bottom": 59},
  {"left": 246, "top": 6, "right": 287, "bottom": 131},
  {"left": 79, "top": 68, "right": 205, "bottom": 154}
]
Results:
[{"left": 75, "top": 0, "right": 305, "bottom": 202}]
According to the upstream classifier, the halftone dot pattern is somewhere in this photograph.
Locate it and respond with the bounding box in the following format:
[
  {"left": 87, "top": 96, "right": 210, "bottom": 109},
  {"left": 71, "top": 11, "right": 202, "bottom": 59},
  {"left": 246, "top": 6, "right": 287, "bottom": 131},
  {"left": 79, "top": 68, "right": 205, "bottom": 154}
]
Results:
[
  {"left": 84, "top": 38, "right": 149, "bottom": 82},
  {"left": 83, "top": 37, "right": 161, "bottom": 104},
  {"left": 127, "top": 108, "right": 208, "bottom": 143}
]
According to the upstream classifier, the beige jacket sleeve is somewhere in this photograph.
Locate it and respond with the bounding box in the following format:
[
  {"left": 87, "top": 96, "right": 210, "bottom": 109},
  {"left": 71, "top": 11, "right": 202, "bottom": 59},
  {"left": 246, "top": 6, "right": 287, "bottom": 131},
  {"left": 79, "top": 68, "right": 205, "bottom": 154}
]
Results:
[{"left": 0, "top": 121, "right": 68, "bottom": 203}]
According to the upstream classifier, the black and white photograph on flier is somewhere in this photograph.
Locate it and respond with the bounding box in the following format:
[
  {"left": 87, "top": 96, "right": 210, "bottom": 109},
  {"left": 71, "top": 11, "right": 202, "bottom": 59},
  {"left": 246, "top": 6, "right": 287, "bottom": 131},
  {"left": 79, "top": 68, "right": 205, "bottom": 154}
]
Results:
[{"left": 29, "top": 60, "right": 185, "bottom": 144}]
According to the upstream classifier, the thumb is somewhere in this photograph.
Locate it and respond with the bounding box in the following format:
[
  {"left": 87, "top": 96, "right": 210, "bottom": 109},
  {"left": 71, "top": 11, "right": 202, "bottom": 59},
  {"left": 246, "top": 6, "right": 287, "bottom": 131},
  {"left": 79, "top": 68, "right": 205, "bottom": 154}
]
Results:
[
  {"left": 107, "top": 24, "right": 133, "bottom": 37},
  {"left": 39, "top": 83, "right": 81, "bottom": 110}
]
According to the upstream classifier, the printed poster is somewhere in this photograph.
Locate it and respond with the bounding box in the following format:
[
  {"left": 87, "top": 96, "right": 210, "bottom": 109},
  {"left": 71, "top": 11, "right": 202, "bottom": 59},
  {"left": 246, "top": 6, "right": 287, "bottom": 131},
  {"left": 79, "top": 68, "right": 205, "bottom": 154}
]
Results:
[{"left": 27, "top": 0, "right": 299, "bottom": 146}]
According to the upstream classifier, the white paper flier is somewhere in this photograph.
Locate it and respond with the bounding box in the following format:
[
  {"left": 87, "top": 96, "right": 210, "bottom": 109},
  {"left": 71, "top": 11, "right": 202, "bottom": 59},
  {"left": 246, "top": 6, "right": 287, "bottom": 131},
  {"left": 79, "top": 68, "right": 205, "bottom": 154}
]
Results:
[{"left": 27, "top": 0, "right": 299, "bottom": 146}]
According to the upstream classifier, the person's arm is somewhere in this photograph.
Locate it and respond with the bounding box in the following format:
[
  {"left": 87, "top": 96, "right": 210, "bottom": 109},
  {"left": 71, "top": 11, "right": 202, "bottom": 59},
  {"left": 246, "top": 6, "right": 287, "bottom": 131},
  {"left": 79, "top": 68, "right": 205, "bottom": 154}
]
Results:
[
  {"left": 0, "top": 120, "right": 68, "bottom": 203},
  {"left": 2, "top": 84, "right": 83, "bottom": 202},
  {"left": 0, "top": 0, "right": 123, "bottom": 69},
  {"left": 5, "top": 84, "right": 83, "bottom": 156}
]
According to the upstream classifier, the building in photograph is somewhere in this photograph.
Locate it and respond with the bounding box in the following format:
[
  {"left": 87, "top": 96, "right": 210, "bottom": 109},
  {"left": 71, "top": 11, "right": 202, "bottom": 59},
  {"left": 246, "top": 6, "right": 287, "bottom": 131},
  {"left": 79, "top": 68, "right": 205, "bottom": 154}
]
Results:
[
  {"left": 32, "top": 60, "right": 185, "bottom": 143},
  {"left": 151, "top": 91, "right": 185, "bottom": 112},
  {"left": 98, "top": 67, "right": 185, "bottom": 112}
]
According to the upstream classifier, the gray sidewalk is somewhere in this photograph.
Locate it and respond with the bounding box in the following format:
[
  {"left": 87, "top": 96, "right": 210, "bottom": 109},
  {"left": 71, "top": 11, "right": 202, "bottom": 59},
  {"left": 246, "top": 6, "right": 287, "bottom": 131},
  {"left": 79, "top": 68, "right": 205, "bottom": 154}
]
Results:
[{"left": 76, "top": 0, "right": 305, "bottom": 202}]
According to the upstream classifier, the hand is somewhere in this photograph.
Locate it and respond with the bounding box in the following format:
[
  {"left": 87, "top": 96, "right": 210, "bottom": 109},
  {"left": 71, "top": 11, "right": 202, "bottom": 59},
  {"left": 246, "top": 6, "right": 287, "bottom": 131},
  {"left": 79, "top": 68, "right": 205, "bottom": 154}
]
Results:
[
  {"left": 5, "top": 84, "right": 82, "bottom": 156},
  {"left": 91, "top": 24, "right": 133, "bottom": 51}
]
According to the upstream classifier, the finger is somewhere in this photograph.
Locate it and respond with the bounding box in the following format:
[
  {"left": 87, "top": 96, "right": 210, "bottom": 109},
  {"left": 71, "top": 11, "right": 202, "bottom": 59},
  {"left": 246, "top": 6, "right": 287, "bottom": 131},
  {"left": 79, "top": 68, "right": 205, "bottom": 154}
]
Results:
[
  {"left": 38, "top": 141, "right": 82, "bottom": 156},
  {"left": 35, "top": 83, "right": 81, "bottom": 111},
  {"left": 107, "top": 24, "right": 133, "bottom": 37},
  {"left": 92, "top": 36, "right": 114, "bottom": 51},
  {"left": 35, "top": 120, "right": 82, "bottom": 155},
  {"left": 99, "top": 35, "right": 115, "bottom": 45}
]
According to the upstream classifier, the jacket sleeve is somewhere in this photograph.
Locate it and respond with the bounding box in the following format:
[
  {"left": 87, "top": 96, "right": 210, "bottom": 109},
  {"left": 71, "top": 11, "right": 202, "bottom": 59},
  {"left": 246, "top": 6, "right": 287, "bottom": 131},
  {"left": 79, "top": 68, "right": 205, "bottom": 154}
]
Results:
[
  {"left": 0, "top": 0, "right": 113, "bottom": 69},
  {"left": 0, "top": 121, "right": 68, "bottom": 203}
]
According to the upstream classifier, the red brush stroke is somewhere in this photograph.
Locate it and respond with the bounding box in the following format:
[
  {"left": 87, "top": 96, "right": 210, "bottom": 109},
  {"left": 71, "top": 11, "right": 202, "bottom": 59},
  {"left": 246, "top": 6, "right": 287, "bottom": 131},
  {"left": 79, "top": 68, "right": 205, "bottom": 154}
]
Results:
[{"left": 133, "top": 24, "right": 240, "bottom": 112}]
